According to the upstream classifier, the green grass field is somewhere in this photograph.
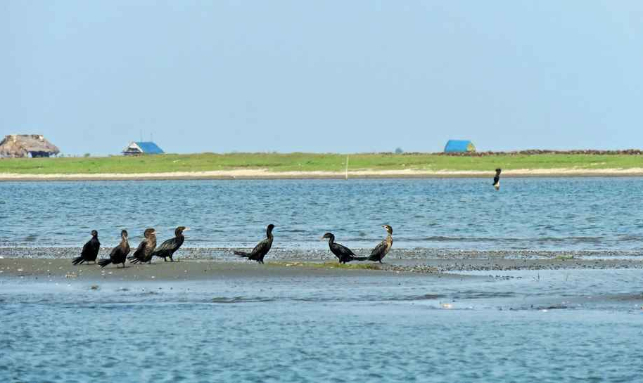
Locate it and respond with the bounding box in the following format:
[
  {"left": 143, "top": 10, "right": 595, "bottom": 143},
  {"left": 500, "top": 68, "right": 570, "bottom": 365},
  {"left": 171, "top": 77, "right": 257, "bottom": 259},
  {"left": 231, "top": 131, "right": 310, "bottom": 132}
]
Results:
[{"left": 0, "top": 152, "right": 643, "bottom": 174}]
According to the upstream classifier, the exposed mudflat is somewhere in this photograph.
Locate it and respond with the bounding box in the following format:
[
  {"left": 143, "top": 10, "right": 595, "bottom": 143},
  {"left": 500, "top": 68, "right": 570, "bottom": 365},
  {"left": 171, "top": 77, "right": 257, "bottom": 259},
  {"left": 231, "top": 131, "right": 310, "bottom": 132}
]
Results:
[{"left": 2, "top": 247, "right": 643, "bottom": 283}]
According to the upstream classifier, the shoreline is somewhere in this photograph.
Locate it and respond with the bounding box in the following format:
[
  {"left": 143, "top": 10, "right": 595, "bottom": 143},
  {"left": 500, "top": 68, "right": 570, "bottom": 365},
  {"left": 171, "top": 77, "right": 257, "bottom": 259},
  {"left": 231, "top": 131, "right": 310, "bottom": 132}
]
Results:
[
  {"left": 4, "top": 167, "right": 643, "bottom": 181},
  {"left": 3, "top": 248, "right": 643, "bottom": 281},
  {"left": 2, "top": 258, "right": 641, "bottom": 283},
  {"left": 3, "top": 246, "right": 643, "bottom": 261}
]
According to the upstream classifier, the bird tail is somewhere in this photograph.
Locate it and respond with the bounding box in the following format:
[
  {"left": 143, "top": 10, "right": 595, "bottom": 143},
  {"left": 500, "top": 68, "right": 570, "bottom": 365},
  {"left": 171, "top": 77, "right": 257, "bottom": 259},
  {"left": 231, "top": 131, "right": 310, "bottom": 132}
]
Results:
[
  {"left": 71, "top": 256, "right": 84, "bottom": 265},
  {"left": 352, "top": 256, "right": 368, "bottom": 261},
  {"left": 234, "top": 251, "right": 251, "bottom": 258},
  {"left": 98, "top": 258, "right": 111, "bottom": 268},
  {"left": 127, "top": 256, "right": 140, "bottom": 264}
]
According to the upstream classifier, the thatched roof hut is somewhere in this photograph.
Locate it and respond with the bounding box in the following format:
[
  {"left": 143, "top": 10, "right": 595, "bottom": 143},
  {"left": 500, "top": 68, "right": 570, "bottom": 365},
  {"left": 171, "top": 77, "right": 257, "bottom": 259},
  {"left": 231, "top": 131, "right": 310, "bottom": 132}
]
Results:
[{"left": 0, "top": 134, "right": 60, "bottom": 158}]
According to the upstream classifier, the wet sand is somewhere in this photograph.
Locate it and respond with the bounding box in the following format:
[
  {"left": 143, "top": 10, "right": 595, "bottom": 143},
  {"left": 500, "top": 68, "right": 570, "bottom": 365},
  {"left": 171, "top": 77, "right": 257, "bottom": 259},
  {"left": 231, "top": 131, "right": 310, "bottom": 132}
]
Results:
[
  {"left": 0, "top": 258, "right": 416, "bottom": 282},
  {"left": 2, "top": 247, "right": 643, "bottom": 282},
  {"left": 4, "top": 167, "right": 643, "bottom": 181}
]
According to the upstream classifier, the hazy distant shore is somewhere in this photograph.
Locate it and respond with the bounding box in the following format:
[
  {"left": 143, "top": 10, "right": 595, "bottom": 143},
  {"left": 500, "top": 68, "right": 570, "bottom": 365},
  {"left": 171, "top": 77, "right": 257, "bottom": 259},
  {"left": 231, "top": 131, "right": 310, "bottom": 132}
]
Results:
[
  {"left": 4, "top": 167, "right": 643, "bottom": 181},
  {"left": 2, "top": 152, "right": 643, "bottom": 180}
]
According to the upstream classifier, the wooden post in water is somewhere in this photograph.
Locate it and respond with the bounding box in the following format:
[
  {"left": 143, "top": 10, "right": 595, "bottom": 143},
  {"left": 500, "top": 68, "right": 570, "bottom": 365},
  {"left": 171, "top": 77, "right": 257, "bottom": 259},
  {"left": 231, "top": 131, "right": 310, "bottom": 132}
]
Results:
[{"left": 345, "top": 155, "right": 349, "bottom": 180}]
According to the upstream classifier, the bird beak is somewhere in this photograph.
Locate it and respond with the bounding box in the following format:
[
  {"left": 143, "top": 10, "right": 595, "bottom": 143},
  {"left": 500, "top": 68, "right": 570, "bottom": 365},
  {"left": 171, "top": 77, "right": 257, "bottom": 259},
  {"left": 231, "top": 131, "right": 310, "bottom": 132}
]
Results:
[
  {"left": 320, "top": 236, "right": 325, "bottom": 240},
  {"left": 184, "top": 227, "right": 191, "bottom": 231}
]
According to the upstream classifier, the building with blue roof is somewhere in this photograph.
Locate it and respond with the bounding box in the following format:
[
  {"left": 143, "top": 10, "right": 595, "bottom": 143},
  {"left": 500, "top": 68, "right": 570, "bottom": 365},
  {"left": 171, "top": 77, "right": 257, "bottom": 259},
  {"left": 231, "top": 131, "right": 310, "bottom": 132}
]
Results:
[
  {"left": 122, "top": 141, "right": 165, "bottom": 156},
  {"left": 444, "top": 140, "right": 476, "bottom": 153}
]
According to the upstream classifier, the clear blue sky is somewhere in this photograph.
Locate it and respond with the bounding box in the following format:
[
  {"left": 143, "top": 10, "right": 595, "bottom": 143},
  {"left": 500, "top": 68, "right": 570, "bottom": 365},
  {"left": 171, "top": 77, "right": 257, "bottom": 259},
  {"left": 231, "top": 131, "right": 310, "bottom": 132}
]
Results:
[{"left": 2, "top": 1, "right": 642, "bottom": 155}]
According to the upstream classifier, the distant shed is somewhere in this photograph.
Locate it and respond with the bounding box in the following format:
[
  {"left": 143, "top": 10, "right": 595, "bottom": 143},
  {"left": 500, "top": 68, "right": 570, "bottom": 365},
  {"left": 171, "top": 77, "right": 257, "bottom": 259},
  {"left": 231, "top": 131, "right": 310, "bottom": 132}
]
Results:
[
  {"left": 0, "top": 134, "right": 60, "bottom": 158},
  {"left": 122, "top": 141, "right": 165, "bottom": 156},
  {"left": 444, "top": 140, "right": 476, "bottom": 153}
]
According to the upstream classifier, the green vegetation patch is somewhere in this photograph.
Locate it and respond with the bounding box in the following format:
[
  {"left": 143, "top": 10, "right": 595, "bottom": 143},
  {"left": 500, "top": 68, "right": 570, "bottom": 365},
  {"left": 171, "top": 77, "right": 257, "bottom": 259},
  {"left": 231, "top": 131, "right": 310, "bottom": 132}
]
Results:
[
  {"left": 268, "top": 261, "right": 382, "bottom": 270},
  {"left": 1, "top": 152, "right": 643, "bottom": 174}
]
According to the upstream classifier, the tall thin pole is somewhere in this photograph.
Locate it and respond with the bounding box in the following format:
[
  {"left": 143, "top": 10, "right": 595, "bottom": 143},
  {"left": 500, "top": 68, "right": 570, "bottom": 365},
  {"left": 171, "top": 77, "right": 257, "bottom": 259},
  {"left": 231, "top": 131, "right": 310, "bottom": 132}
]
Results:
[{"left": 345, "top": 155, "right": 349, "bottom": 180}]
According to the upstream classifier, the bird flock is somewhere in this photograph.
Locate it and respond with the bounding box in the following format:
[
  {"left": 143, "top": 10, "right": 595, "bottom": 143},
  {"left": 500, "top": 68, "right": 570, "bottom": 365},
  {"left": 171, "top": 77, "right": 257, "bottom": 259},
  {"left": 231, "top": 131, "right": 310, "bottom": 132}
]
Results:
[
  {"left": 72, "top": 226, "right": 190, "bottom": 268},
  {"left": 72, "top": 169, "right": 504, "bottom": 268},
  {"left": 71, "top": 224, "right": 394, "bottom": 268}
]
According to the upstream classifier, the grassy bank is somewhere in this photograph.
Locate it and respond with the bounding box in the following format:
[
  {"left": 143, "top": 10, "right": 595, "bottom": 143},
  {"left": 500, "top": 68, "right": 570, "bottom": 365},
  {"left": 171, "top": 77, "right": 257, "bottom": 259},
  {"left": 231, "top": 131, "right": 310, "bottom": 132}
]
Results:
[{"left": 1, "top": 152, "right": 643, "bottom": 174}]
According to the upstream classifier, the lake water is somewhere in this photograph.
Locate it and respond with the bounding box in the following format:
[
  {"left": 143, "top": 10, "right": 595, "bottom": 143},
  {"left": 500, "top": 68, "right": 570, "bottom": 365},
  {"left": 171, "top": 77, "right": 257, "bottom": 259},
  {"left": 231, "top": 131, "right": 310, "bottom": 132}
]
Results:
[
  {"left": 2, "top": 269, "right": 643, "bottom": 382},
  {"left": 1, "top": 178, "right": 643, "bottom": 251},
  {"left": 3, "top": 178, "right": 643, "bottom": 382}
]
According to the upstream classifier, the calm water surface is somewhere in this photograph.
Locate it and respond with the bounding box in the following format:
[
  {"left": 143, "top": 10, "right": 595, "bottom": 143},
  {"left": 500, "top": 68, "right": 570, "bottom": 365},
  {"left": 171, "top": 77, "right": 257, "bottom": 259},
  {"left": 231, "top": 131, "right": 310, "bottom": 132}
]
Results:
[
  {"left": 2, "top": 178, "right": 643, "bottom": 382},
  {"left": 1, "top": 177, "right": 643, "bottom": 251},
  {"left": 1, "top": 269, "right": 643, "bottom": 382}
]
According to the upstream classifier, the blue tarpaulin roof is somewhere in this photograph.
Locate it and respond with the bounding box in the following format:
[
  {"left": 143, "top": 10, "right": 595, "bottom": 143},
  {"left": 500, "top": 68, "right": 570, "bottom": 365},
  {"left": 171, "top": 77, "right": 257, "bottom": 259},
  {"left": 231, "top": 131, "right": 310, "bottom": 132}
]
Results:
[
  {"left": 134, "top": 142, "right": 164, "bottom": 154},
  {"left": 444, "top": 140, "right": 475, "bottom": 153}
]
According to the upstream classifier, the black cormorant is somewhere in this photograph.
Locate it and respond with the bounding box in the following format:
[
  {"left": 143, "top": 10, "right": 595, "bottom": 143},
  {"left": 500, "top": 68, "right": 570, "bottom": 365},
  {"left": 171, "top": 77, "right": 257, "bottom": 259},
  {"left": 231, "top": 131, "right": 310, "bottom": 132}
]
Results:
[
  {"left": 151, "top": 226, "right": 189, "bottom": 262},
  {"left": 234, "top": 224, "right": 275, "bottom": 264},
  {"left": 98, "top": 230, "right": 130, "bottom": 268},
  {"left": 72, "top": 230, "right": 100, "bottom": 265},
  {"left": 321, "top": 233, "right": 366, "bottom": 264},
  {"left": 367, "top": 225, "right": 393, "bottom": 263},
  {"left": 128, "top": 228, "right": 157, "bottom": 264},
  {"left": 493, "top": 168, "right": 502, "bottom": 190}
]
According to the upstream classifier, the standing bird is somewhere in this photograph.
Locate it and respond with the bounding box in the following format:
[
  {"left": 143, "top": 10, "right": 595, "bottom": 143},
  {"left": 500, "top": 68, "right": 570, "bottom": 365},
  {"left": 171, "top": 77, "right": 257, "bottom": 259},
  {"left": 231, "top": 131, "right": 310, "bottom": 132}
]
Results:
[
  {"left": 98, "top": 230, "right": 130, "bottom": 268},
  {"left": 493, "top": 168, "right": 502, "bottom": 191},
  {"left": 151, "top": 226, "right": 189, "bottom": 262},
  {"left": 72, "top": 230, "right": 100, "bottom": 265},
  {"left": 128, "top": 228, "right": 157, "bottom": 264},
  {"left": 234, "top": 224, "right": 275, "bottom": 264},
  {"left": 321, "top": 233, "right": 366, "bottom": 264},
  {"left": 367, "top": 225, "right": 394, "bottom": 263}
]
